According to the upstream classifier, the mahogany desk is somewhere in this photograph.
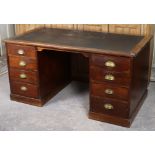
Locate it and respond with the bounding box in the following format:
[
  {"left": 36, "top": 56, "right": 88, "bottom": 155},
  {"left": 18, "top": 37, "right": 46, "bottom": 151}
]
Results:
[{"left": 4, "top": 28, "right": 152, "bottom": 127}]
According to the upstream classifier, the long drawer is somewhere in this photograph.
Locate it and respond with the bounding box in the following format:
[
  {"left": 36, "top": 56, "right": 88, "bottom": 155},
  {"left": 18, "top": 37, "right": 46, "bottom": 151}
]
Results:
[
  {"left": 90, "top": 96, "right": 129, "bottom": 118},
  {"left": 91, "top": 82, "right": 129, "bottom": 101},
  {"left": 9, "top": 68, "right": 38, "bottom": 85}
]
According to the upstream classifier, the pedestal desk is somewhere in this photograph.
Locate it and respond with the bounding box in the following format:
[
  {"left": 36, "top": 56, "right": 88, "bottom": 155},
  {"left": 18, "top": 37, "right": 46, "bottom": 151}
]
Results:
[{"left": 4, "top": 28, "right": 152, "bottom": 127}]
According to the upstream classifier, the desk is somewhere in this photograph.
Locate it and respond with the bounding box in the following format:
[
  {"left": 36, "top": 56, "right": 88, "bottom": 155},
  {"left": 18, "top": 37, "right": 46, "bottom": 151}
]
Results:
[{"left": 5, "top": 28, "right": 152, "bottom": 127}]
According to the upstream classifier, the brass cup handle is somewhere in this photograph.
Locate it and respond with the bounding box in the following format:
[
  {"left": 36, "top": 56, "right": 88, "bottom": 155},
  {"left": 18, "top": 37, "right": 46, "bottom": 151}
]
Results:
[
  {"left": 104, "top": 104, "right": 114, "bottom": 110},
  {"left": 20, "top": 86, "right": 27, "bottom": 91},
  {"left": 19, "top": 73, "right": 27, "bottom": 79},
  {"left": 105, "top": 74, "right": 115, "bottom": 81},
  {"left": 105, "top": 89, "right": 114, "bottom": 95},
  {"left": 17, "top": 49, "right": 25, "bottom": 55},
  {"left": 105, "top": 61, "right": 116, "bottom": 68},
  {"left": 19, "top": 61, "right": 26, "bottom": 67}
]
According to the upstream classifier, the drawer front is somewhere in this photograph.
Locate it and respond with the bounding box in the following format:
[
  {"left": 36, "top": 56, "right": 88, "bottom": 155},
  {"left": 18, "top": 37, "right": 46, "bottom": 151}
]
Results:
[
  {"left": 91, "top": 82, "right": 129, "bottom": 101},
  {"left": 8, "top": 56, "right": 37, "bottom": 71},
  {"left": 7, "top": 44, "right": 36, "bottom": 58},
  {"left": 9, "top": 69, "right": 38, "bottom": 84},
  {"left": 11, "top": 81, "right": 39, "bottom": 98},
  {"left": 91, "top": 54, "right": 131, "bottom": 72},
  {"left": 90, "top": 96, "right": 129, "bottom": 118},
  {"left": 90, "top": 66, "right": 131, "bottom": 86}
]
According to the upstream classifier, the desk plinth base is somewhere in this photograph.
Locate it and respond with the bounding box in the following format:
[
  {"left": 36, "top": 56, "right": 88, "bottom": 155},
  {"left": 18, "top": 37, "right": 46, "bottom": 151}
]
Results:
[
  {"left": 10, "top": 89, "right": 148, "bottom": 127},
  {"left": 89, "top": 112, "right": 131, "bottom": 127},
  {"left": 10, "top": 94, "right": 44, "bottom": 107},
  {"left": 89, "top": 90, "right": 147, "bottom": 127}
]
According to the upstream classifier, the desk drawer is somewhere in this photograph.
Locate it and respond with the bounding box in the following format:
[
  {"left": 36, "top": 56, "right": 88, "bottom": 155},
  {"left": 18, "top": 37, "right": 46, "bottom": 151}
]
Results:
[
  {"left": 90, "top": 66, "right": 131, "bottom": 86},
  {"left": 91, "top": 82, "right": 129, "bottom": 101},
  {"left": 8, "top": 56, "right": 37, "bottom": 71},
  {"left": 90, "top": 96, "right": 129, "bottom": 118},
  {"left": 9, "top": 69, "right": 38, "bottom": 84},
  {"left": 7, "top": 44, "right": 36, "bottom": 58},
  {"left": 11, "top": 81, "right": 39, "bottom": 98},
  {"left": 91, "top": 54, "right": 131, "bottom": 72}
]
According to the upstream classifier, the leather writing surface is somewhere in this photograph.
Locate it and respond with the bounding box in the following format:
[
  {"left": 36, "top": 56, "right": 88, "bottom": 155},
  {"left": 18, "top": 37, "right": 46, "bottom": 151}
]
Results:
[{"left": 12, "top": 28, "right": 143, "bottom": 53}]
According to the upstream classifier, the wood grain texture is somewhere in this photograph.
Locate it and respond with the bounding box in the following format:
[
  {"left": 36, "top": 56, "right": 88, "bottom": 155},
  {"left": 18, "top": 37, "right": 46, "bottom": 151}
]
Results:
[
  {"left": 130, "top": 43, "right": 150, "bottom": 117},
  {"left": 7, "top": 44, "right": 36, "bottom": 58},
  {"left": 91, "top": 82, "right": 129, "bottom": 101},
  {"left": 15, "top": 24, "right": 153, "bottom": 36},
  {"left": 15, "top": 24, "right": 44, "bottom": 35},
  {"left": 90, "top": 96, "right": 129, "bottom": 118},
  {"left": 8, "top": 56, "right": 38, "bottom": 71},
  {"left": 9, "top": 68, "right": 38, "bottom": 84},
  {"left": 45, "top": 24, "right": 74, "bottom": 29},
  {"left": 109, "top": 24, "right": 141, "bottom": 35},
  {"left": 11, "top": 81, "right": 39, "bottom": 98},
  {"left": 45, "top": 24, "right": 108, "bottom": 32},
  {"left": 91, "top": 54, "right": 131, "bottom": 71},
  {"left": 90, "top": 66, "right": 131, "bottom": 86},
  {"left": 37, "top": 50, "right": 71, "bottom": 99},
  {"left": 141, "top": 24, "right": 153, "bottom": 36}
]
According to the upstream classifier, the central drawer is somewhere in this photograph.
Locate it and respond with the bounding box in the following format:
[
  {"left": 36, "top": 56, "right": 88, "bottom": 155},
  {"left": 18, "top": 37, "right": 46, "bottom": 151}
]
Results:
[{"left": 91, "top": 82, "right": 129, "bottom": 101}]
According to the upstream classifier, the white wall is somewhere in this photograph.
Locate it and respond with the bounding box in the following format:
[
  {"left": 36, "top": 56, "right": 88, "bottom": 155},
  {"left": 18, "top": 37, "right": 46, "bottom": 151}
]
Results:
[{"left": 0, "top": 24, "right": 15, "bottom": 56}]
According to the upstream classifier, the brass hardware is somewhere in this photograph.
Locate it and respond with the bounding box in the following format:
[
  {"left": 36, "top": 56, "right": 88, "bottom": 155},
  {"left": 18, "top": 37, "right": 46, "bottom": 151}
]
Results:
[
  {"left": 105, "top": 61, "right": 116, "bottom": 68},
  {"left": 105, "top": 74, "right": 115, "bottom": 81},
  {"left": 104, "top": 104, "right": 114, "bottom": 110},
  {"left": 17, "top": 49, "right": 25, "bottom": 55},
  {"left": 20, "top": 86, "right": 27, "bottom": 91},
  {"left": 19, "top": 61, "right": 26, "bottom": 67},
  {"left": 19, "top": 73, "right": 27, "bottom": 79},
  {"left": 105, "top": 89, "right": 114, "bottom": 95}
]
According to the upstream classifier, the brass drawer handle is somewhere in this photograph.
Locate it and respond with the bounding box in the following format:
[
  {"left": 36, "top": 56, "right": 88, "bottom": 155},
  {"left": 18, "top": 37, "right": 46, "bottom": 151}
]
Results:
[
  {"left": 105, "top": 89, "right": 114, "bottom": 95},
  {"left": 105, "top": 61, "right": 116, "bottom": 68},
  {"left": 19, "top": 61, "right": 26, "bottom": 67},
  {"left": 105, "top": 74, "right": 115, "bottom": 81},
  {"left": 19, "top": 73, "right": 27, "bottom": 79},
  {"left": 20, "top": 86, "right": 27, "bottom": 91},
  {"left": 17, "top": 49, "right": 25, "bottom": 55},
  {"left": 104, "top": 104, "right": 114, "bottom": 110}
]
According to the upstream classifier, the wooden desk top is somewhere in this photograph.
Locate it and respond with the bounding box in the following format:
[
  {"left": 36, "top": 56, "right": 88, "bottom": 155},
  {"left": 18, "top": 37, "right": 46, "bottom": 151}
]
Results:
[{"left": 5, "top": 28, "right": 151, "bottom": 57}]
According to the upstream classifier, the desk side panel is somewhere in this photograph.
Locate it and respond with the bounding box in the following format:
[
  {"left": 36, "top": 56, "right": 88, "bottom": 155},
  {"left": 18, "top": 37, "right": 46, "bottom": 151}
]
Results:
[
  {"left": 37, "top": 50, "right": 71, "bottom": 102},
  {"left": 130, "top": 42, "right": 150, "bottom": 117}
]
